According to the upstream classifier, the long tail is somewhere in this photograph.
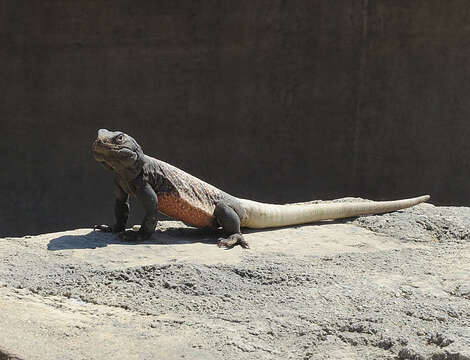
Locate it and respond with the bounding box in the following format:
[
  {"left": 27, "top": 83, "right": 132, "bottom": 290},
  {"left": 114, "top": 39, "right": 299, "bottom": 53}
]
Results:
[{"left": 238, "top": 195, "right": 430, "bottom": 229}]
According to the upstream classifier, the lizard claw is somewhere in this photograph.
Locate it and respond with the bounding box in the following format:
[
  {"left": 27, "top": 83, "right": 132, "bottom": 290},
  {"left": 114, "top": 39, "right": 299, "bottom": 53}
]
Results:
[{"left": 93, "top": 224, "right": 112, "bottom": 232}]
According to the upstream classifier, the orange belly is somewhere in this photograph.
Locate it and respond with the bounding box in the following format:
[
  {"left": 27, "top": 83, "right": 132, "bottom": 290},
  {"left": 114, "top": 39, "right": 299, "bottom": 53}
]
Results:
[{"left": 157, "top": 193, "right": 215, "bottom": 228}]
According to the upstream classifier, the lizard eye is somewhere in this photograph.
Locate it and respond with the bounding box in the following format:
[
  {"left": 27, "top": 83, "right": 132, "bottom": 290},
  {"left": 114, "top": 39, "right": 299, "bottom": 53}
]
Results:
[{"left": 115, "top": 134, "right": 124, "bottom": 143}]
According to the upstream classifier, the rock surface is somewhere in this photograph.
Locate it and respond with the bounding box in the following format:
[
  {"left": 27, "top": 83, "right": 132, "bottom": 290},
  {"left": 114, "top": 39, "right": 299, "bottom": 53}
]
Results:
[{"left": 0, "top": 202, "right": 469, "bottom": 360}]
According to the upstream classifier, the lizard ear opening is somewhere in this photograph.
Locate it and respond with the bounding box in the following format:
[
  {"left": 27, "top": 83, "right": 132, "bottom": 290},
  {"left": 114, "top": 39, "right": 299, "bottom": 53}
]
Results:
[
  {"left": 131, "top": 139, "right": 144, "bottom": 161},
  {"left": 134, "top": 144, "right": 145, "bottom": 167}
]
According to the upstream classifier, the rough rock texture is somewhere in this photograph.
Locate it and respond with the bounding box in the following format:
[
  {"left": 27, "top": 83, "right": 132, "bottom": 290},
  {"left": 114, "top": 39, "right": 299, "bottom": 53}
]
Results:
[{"left": 1, "top": 202, "right": 469, "bottom": 359}]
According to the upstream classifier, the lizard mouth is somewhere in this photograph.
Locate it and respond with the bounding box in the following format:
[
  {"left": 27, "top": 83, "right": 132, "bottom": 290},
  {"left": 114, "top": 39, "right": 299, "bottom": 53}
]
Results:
[
  {"left": 92, "top": 139, "right": 112, "bottom": 161},
  {"left": 93, "top": 140, "right": 132, "bottom": 152},
  {"left": 92, "top": 139, "right": 138, "bottom": 163}
]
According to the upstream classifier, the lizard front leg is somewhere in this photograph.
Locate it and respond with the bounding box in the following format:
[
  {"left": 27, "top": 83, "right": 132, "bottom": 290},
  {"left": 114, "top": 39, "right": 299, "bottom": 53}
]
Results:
[
  {"left": 94, "top": 183, "right": 129, "bottom": 233},
  {"left": 119, "top": 181, "right": 158, "bottom": 241}
]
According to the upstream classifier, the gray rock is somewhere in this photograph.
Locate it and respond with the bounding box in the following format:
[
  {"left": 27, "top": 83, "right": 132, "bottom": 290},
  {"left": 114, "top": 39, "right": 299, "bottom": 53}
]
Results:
[{"left": 0, "top": 203, "right": 469, "bottom": 359}]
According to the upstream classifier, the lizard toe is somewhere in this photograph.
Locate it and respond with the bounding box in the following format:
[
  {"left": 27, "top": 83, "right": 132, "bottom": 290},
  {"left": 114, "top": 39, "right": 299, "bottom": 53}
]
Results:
[{"left": 217, "top": 233, "right": 249, "bottom": 249}]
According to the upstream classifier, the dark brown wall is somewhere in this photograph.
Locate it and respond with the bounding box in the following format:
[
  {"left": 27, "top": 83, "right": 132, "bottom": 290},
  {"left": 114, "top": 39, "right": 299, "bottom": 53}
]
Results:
[{"left": 1, "top": 1, "right": 469, "bottom": 236}]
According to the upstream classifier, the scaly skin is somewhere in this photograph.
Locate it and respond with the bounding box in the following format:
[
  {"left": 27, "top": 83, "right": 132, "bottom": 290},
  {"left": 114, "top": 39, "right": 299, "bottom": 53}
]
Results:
[
  {"left": 92, "top": 129, "right": 430, "bottom": 248},
  {"left": 92, "top": 129, "right": 247, "bottom": 248}
]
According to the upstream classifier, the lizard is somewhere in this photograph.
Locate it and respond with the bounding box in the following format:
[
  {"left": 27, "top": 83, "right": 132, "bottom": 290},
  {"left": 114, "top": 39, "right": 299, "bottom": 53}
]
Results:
[{"left": 92, "top": 129, "right": 430, "bottom": 248}]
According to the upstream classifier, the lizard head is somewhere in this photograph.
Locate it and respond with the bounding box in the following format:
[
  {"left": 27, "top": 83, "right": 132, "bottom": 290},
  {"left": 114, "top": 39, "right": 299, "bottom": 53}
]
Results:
[{"left": 92, "top": 129, "right": 144, "bottom": 178}]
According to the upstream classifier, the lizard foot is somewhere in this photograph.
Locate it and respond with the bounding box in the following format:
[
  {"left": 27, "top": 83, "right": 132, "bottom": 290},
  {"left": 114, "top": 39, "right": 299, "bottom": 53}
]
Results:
[
  {"left": 217, "top": 233, "right": 249, "bottom": 249},
  {"left": 93, "top": 224, "right": 125, "bottom": 233}
]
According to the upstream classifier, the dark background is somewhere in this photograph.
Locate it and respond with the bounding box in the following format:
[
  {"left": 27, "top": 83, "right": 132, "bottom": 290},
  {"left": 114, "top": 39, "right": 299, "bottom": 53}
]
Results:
[{"left": 1, "top": 1, "right": 469, "bottom": 236}]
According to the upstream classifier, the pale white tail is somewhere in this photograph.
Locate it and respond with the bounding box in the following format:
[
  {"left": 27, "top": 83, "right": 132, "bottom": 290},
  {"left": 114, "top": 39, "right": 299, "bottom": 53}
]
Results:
[{"left": 238, "top": 195, "right": 430, "bottom": 229}]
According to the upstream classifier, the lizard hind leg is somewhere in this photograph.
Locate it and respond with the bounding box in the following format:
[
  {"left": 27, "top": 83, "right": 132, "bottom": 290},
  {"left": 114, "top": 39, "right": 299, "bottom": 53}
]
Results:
[{"left": 214, "top": 201, "right": 249, "bottom": 249}]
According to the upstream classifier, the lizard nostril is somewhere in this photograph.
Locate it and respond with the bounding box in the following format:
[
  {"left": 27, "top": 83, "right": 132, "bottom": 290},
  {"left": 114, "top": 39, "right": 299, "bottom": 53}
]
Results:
[{"left": 93, "top": 139, "right": 105, "bottom": 149}]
